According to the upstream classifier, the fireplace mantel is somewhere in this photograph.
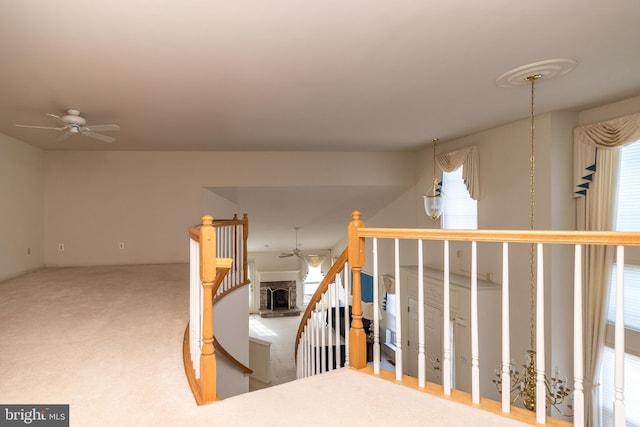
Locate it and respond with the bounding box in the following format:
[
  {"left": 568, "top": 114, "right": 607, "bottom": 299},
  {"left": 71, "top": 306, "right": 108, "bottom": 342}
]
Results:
[{"left": 258, "top": 270, "right": 300, "bottom": 282}]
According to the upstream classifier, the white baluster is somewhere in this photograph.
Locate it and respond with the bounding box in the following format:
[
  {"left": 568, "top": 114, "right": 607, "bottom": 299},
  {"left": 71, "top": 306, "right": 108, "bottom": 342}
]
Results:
[
  {"left": 303, "top": 326, "right": 309, "bottom": 378},
  {"left": 573, "top": 244, "right": 584, "bottom": 427},
  {"left": 226, "top": 226, "right": 232, "bottom": 291},
  {"left": 418, "top": 239, "right": 426, "bottom": 388},
  {"left": 297, "top": 333, "right": 302, "bottom": 379},
  {"left": 320, "top": 297, "right": 326, "bottom": 374},
  {"left": 443, "top": 240, "right": 451, "bottom": 396},
  {"left": 328, "top": 282, "right": 334, "bottom": 371},
  {"left": 471, "top": 241, "right": 480, "bottom": 404},
  {"left": 536, "top": 243, "right": 546, "bottom": 424},
  {"left": 305, "top": 325, "right": 310, "bottom": 378},
  {"left": 310, "top": 311, "right": 316, "bottom": 375},
  {"left": 224, "top": 226, "right": 231, "bottom": 291},
  {"left": 218, "top": 228, "right": 224, "bottom": 294},
  {"left": 395, "top": 238, "right": 403, "bottom": 381},
  {"left": 344, "top": 263, "right": 350, "bottom": 367},
  {"left": 335, "top": 276, "right": 342, "bottom": 368},
  {"left": 315, "top": 307, "right": 322, "bottom": 375},
  {"left": 501, "top": 242, "right": 511, "bottom": 413},
  {"left": 189, "top": 238, "right": 195, "bottom": 368},
  {"left": 373, "top": 238, "right": 381, "bottom": 375},
  {"left": 190, "top": 238, "right": 201, "bottom": 378},
  {"left": 614, "top": 246, "right": 626, "bottom": 427}
]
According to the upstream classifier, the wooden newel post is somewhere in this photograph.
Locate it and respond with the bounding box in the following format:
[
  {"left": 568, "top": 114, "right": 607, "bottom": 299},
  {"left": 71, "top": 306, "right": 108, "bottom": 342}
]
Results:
[
  {"left": 348, "top": 211, "right": 367, "bottom": 369},
  {"left": 199, "top": 215, "right": 218, "bottom": 402}
]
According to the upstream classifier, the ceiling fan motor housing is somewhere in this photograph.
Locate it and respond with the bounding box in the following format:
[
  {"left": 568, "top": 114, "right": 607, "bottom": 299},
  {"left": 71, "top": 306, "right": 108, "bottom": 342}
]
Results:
[{"left": 62, "top": 109, "right": 86, "bottom": 126}]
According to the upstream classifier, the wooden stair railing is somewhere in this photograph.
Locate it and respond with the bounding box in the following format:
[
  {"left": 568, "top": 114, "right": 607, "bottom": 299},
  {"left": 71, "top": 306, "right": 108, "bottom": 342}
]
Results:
[
  {"left": 295, "top": 212, "right": 369, "bottom": 375},
  {"left": 294, "top": 247, "right": 348, "bottom": 360},
  {"left": 183, "top": 214, "right": 252, "bottom": 405},
  {"left": 294, "top": 210, "right": 640, "bottom": 426},
  {"left": 212, "top": 214, "right": 250, "bottom": 302}
]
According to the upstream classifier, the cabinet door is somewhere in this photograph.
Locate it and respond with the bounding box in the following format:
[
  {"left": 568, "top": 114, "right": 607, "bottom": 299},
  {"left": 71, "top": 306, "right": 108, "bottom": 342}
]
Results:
[
  {"left": 453, "top": 316, "right": 471, "bottom": 393},
  {"left": 407, "top": 296, "right": 442, "bottom": 383}
]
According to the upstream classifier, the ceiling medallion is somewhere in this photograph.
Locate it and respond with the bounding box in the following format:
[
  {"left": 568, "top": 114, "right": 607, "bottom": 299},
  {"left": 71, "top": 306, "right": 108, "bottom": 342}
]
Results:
[{"left": 495, "top": 58, "right": 577, "bottom": 87}]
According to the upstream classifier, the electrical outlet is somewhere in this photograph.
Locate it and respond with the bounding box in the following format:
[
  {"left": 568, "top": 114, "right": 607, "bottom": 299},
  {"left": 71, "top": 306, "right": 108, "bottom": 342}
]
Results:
[
  {"left": 119, "top": 242, "right": 125, "bottom": 249},
  {"left": 456, "top": 250, "right": 463, "bottom": 258},
  {"left": 58, "top": 243, "right": 64, "bottom": 251}
]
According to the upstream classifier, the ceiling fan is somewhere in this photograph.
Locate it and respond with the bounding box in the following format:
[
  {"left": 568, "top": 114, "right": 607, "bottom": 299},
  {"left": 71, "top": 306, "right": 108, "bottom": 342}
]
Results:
[
  {"left": 279, "top": 227, "right": 318, "bottom": 259},
  {"left": 15, "top": 109, "right": 120, "bottom": 143}
]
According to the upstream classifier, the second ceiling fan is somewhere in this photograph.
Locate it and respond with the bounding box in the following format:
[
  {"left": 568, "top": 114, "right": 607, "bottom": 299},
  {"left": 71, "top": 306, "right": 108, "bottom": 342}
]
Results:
[{"left": 279, "top": 227, "right": 317, "bottom": 259}]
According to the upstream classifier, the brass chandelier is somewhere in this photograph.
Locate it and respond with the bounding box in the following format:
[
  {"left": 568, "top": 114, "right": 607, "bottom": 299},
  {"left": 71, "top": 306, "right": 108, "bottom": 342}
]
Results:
[{"left": 492, "top": 73, "right": 571, "bottom": 414}]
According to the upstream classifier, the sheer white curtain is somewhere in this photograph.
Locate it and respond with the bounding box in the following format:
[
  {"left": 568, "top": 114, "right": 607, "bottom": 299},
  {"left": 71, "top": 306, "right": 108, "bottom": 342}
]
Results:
[
  {"left": 573, "top": 112, "right": 640, "bottom": 426},
  {"left": 436, "top": 145, "right": 480, "bottom": 200}
]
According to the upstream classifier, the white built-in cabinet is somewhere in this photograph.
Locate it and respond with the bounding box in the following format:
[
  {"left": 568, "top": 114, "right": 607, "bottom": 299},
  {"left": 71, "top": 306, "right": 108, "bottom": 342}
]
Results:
[{"left": 399, "top": 266, "right": 501, "bottom": 400}]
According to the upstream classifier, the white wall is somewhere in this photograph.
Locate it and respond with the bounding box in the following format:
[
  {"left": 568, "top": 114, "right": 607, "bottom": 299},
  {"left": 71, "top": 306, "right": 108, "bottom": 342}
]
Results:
[
  {"left": 213, "top": 285, "right": 250, "bottom": 398},
  {"left": 43, "top": 151, "right": 415, "bottom": 266},
  {"left": 359, "top": 111, "right": 579, "bottom": 397},
  {"left": 578, "top": 94, "right": 640, "bottom": 126},
  {"left": 0, "top": 133, "right": 44, "bottom": 280}
]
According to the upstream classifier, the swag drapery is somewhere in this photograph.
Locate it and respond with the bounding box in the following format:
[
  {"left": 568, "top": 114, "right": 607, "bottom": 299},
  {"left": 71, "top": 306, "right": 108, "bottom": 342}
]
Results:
[
  {"left": 436, "top": 145, "right": 480, "bottom": 200},
  {"left": 573, "top": 112, "right": 640, "bottom": 427}
]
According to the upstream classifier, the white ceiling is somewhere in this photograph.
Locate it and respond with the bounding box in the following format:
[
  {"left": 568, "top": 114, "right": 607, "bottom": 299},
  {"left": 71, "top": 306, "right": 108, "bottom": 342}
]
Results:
[
  {"left": 2, "top": 1, "right": 640, "bottom": 253},
  {"left": 207, "top": 185, "right": 408, "bottom": 252}
]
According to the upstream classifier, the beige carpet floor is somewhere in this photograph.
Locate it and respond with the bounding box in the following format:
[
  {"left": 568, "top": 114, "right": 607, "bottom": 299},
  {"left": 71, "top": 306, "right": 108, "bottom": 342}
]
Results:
[{"left": 0, "top": 264, "right": 533, "bottom": 426}]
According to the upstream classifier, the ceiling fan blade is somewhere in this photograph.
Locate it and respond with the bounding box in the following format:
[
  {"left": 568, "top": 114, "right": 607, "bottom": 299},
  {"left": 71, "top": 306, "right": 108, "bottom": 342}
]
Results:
[
  {"left": 85, "top": 124, "right": 120, "bottom": 132},
  {"left": 82, "top": 130, "right": 116, "bottom": 143},
  {"left": 46, "top": 113, "right": 67, "bottom": 125},
  {"left": 279, "top": 253, "right": 294, "bottom": 258},
  {"left": 15, "top": 124, "right": 66, "bottom": 131}
]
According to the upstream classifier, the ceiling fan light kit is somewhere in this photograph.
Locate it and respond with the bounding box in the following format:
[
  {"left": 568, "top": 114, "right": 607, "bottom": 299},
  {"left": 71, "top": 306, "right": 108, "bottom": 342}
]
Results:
[{"left": 15, "top": 108, "right": 120, "bottom": 144}]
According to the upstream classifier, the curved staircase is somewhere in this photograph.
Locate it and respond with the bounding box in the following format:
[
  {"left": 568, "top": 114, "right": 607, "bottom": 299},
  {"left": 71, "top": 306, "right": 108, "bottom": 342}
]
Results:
[{"left": 182, "top": 214, "right": 251, "bottom": 404}]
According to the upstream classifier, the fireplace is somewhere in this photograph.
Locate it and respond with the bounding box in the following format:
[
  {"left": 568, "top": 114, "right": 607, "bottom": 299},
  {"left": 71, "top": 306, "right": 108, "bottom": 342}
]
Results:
[
  {"left": 259, "top": 280, "right": 300, "bottom": 317},
  {"left": 268, "top": 288, "right": 290, "bottom": 310}
]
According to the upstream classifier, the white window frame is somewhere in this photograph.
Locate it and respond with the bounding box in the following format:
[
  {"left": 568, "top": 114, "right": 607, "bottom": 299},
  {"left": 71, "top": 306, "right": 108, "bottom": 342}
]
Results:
[
  {"left": 303, "top": 263, "right": 324, "bottom": 305},
  {"left": 601, "top": 139, "right": 640, "bottom": 427}
]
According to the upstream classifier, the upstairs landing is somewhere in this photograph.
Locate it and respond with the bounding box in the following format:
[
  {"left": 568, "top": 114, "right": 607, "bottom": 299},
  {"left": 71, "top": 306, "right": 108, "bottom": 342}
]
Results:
[{"left": 210, "top": 368, "right": 541, "bottom": 426}]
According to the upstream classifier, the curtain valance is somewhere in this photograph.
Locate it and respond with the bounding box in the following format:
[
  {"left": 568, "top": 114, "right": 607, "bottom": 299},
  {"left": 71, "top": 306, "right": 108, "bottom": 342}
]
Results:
[
  {"left": 436, "top": 145, "right": 480, "bottom": 200},
  {"left": 303, "top": 255, "right": 325, "bottom": 268},
  {"left": 574, "top": 113, "right": 640, "bottom": 197}
]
